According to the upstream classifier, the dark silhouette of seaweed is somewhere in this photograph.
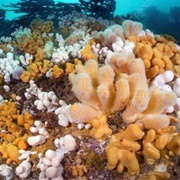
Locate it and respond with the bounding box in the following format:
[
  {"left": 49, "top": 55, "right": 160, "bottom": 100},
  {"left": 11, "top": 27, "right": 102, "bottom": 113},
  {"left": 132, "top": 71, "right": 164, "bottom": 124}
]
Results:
[
  {"left": 0, "top": 0, "right": 116, "bottom": 37},
  {"left": 79, "top": 0, "right": 116, "bottom": 19}
]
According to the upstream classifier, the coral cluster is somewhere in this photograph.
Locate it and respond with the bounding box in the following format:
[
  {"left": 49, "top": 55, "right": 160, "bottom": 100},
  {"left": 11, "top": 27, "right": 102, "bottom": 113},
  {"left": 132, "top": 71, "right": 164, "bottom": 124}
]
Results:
[
  {"left": 0, "top": 10, "right": 180, "bottom": 180},
  {"left": 20, "top": 59, "right": 53, "bottom": 82},
  {"left": 69, "top": 55, "right": 177, "bottom": 132},
  {"left": 132, "top": 36, "right": 178, "bottom": 79},
  {"left": 0, "top": 101, "right": 34, "bottom": 164},
  {"left": 106, "top": 124, "right": 144, "bottom": 176},
  {"left": 106, "top": 124, "right": 180, "bottom": 176}
]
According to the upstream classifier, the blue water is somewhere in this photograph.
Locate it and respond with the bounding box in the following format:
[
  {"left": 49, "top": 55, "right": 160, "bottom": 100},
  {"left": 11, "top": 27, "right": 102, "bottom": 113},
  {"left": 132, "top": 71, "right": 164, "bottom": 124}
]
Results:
[
  {"left": 0, "top": 0, "right": 180, "bottom": 41},
  {"left": 1, "top": 0, "right": 180, "bottom": 20}
]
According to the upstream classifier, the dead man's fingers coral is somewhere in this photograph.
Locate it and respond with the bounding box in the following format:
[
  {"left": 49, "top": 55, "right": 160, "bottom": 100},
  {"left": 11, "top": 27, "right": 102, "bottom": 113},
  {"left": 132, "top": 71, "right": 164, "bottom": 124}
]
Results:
[
  {"left": 122, "top": 20, "right": 143, "bottom": 38},
  {"left": 69, "top": 103, "right": 101, "bottom": 124},
  {"left": 143, "top": 86, "right": 177, "bottom": 115},
  {"left": 140, "top": 114, "right": 170, "bottom": 130},
  {"left": 70, "top": 72, "right": 100, "bottom": 109},
  {"left": 110, "top": 78, "right": 130, "bottom": 113}
]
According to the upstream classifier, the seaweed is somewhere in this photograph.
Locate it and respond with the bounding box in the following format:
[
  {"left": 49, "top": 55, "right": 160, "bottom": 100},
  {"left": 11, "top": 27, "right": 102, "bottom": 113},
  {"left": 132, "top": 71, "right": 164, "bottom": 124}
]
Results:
[
  {"left": 0, "top": 9, "right": 5, "bottom": 21},
  {"left": 3, "top": 0, "right": 81, "bottom": 25},
  {"left": 0, "top": 0, "right": 116, "bottom": 37},
  {"left": 3, "top": 0, "right": 116, "bottom": 21},
  {"left": 79, "top": 0, "right": 116, "bottom": 19}
]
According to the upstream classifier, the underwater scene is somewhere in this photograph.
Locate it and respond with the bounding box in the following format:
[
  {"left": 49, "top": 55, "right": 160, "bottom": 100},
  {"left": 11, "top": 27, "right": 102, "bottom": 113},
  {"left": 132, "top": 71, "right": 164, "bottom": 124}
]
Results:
[{"left": 0, "top": 0, "right": 180, "bottom": 179}]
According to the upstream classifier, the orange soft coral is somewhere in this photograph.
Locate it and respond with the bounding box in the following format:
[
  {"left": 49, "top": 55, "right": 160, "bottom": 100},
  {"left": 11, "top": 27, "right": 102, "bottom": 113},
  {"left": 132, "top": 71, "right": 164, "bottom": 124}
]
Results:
[
  {"left": 81, "top": 44, "right": 98, "bottom": 61},
  {"left": 20, "top": 59, "right": 53, "bottom": 82},
  {"left": 69, "top": 57, "right": 176, "bottom": 132},
  {"left": 106, "top": 147, "right": 140, "bottom": 176},
  {"left": 167, "top": 134, "right": 180, "bottom": 156},
  {"left": 0, "top": 143, "right": 20, "bottom": 164},
  {"left": 65, "top": 59, "right": 82, "bottom": 74},
  {"left": 17, "top": 111, "right": 34, "bottom": 130},
  {"left": 123, "top": 85, "right": 177, "bottom": 130},
  {"left": 69, "top": 60, "right": 130, "bottom": 123},
  {"left": 0, "top": 101, "right": 34, "bottom": 155},
  {"left": 131, "top": 35, "right": 177, "bottom": 79},
  {"left": 0, "top": 101, "right": 19, "bottom": 122},
  {"left": 52, "top": 65, "right": 64, "bottom": 78},
  {"left": 90, "top": 115, "right": 112, "bottom": 140},
  {"left": 30, "top": 18, "right": 53, "bottom": 34},
  {"left": 13, "top": 134, "right": 29, "bottom": 150},
  {"left": 142, "top": 129, "right": 160, "bottom": 161},
  {"left": 106, "top": 124, "right": 144, "bottom": 176},
  {"left": 142, "top": 126, "right": 178, "bottom": 162}
]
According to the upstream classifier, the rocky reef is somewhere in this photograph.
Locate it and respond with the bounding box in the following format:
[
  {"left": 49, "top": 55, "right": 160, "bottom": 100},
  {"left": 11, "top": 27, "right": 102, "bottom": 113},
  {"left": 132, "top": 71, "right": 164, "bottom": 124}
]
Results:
[{"left": 0, "top": 2, "right": 180, "bottom": 180}]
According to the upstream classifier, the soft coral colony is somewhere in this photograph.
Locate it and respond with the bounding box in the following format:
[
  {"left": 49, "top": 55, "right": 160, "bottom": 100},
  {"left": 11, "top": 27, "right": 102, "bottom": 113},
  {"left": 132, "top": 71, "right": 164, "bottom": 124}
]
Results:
[{"left": 0, "top": 11, "right": 180, "bottom": 180}]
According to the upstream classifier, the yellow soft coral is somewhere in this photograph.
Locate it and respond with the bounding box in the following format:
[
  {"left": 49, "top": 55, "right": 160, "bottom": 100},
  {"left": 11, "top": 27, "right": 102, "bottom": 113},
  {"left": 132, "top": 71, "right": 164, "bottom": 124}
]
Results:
[
  {"left": 143, "top": 126, "right": 178, "bottom": 161},
  {"left": 21, "top": 59, "right": 53, "bottom": 82},
  {"left": 0, "top": 102, "right": 34, "bottom": 135},
  {"left": 0, "top": 101, "right": 34, "bottom": 156},
  {"left": 30, "top": 18, "right": 53, "bottom": 34},
  {"left": 0, "top": 143, "right": 20, "bottom": 164},
  {"left": 111, "top": 124, "right": 144, "bottom": 142},
  {"left": 155, "top": 126, "right": 177, "bottom": 150},
  {"left": 137, "top": 44, "right": 153, "bottom": 61},
  {"left": 35, "top": 48, "right": 44, "bottom": 61},
  {"left": 142, "top": 129, "right": 160, "bottom": 161},
  {"left": 108, "top": 124, "right": 144, "bottom": 152},
  {"left": 132, "top": 35, "right": 176, "bottom": 79},
  {"left": 106, "top": 147, "right": 140, "bottom": 176},
  {"left": 8, "top": 122, "right": 22, "bottom": 138},
  {"left": 0, "top": 133, "right": 15, "bottom": 143},
  {"left": 13, "top": 134, "right": 29, "bottom": 150},
  {"left": 52, "top": 65, "right": 64, "bottom": 78},
  {"left": 81, "top": 44, "right": 98, "bottom": 61},
  {"left": 106, "top": 123, "right": 179, "bottom": 175},
  {"left": 15, "top": 29, "right": 44, "bottom": 56},
  {"left": 17, "top": 111, "right": 34, "bottom": 130},
  {"left": 20, "top": 71, "right": 31, "bottom": 83},
  {"left": 65, "top": 62, "right": 75, "bottom": 74},
  {"left": 90, "top": 115, "right": 112, "bottom": 140},
  {"left": 0, "top": 101, "right": 19, "bottom": 122},
  {"left": 167, "top": 134, "right": 180, "bottom": 156},
  {"left": 106, "top": 124, "right": 144, "bottom": 175},
  {"left": 72, "top": 158, "right": 87, "bottom": 177},
  {"left": 65, "top": 59, "right": 82, "bottom": 74},
  {"left": 139, "top": 163, "right": 171, "bottom": 180},
  {"left": 139, "top": 171, "right": 170, "bottom": 180}
]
